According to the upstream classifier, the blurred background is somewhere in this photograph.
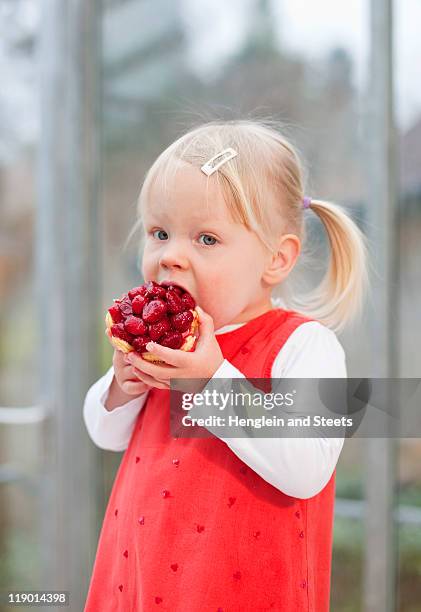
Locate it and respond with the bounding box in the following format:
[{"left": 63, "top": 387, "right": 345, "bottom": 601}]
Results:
[{"left": 0, "top": 0, "right": 420, "bottom": 610}]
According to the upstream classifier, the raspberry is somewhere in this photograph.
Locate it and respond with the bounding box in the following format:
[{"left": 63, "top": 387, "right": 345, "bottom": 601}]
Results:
[
  {"left": 149, "top": 317, "right": 171, "bottom": 341},
  {"left": 124, "top": 315, "right": 147, "bottom": 336},
  {"left": 142, "top": 299, "right": 168, "bottom": 323},
  {"left": 108, "top": 304, "right": 124, "bottom": 323},
  {"left": 144, "top": 280, "right": 166, "bottom": 299},
  {"left": 166, "top": 289, "right": 183, "bottom": 313},
  {"left": 111, "top": 323, "right": 134, "bottom": 344},
  {"left": 170, "top": 310, "right": 193, "bottom": 332},
  {"left": 118, "top": 295, "right": 133, "bottom": 316},
  {"left": 181, "top": 293, "right": 195, "bottom": 309},
  {"left": 167, "top": 284, "right": 183, "bottom": 296},
  {"left": 132, "top": 335, "right": 151, "bottom": 353},
  {"left": 132, "top": 294, "right": 147, "bottom": 315},
  {"left": 160, "top": 331, "right": 183, "bottom": 349},
  {"left": 128, "top": 286, "right": 145, "bottom": 300}
]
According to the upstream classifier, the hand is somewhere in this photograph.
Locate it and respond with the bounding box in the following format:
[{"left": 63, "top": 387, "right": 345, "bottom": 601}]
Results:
[
  {"left": 105, "top": 328, "right": 169, "bottom": 393},
  {"left": 126, "top": 306, "right": 225, "bottom": 393}
]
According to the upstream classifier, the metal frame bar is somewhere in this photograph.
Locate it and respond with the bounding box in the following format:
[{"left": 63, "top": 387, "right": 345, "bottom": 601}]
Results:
[
  {"left": 36, "top": 1, "right": 102, "bottom": 609},
  {"left": 364, "top": 1, "right": 399, "bottom": 610}
]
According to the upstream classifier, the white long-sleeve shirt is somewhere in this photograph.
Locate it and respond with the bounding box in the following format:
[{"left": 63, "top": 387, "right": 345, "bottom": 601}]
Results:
[{"left": 83, "top": 299, "right": 347, "bottom": 499}]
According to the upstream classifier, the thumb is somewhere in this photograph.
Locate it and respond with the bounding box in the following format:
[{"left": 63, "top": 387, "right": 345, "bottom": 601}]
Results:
[{"left": 196, "top": 306, "right": 215, "bottom": 340}]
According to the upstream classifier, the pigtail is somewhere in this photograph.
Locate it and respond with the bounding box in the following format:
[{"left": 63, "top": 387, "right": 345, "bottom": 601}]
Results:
[{"left": 288, "top": 199, "right": 371, "bottom": 334}]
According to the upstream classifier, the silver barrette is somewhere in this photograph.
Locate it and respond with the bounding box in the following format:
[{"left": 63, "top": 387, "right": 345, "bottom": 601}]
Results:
[{"left": 200, "top": 147, "right": 238, "bottom": 176}]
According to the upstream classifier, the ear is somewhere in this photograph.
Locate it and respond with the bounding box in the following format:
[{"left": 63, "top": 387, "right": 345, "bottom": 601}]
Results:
[{"left": 262, "top": 234, "right": 301, "bottom": 287}]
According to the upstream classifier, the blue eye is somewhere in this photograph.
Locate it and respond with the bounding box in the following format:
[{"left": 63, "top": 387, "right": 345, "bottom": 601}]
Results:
[
  {"left": 198, "top": 234, "right": 218, "bottom": 246},
  {"left": 152, "top": 229, "right": 168, "bottom": 240},
  {"left": 150, "top": 230, "right": 217, "bottom": 246}
]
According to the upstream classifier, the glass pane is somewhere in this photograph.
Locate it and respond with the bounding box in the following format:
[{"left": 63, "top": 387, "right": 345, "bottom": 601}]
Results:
[
  {"left": 396, "top": 0, "right": 421, "bottom": 608},
  {"left": 0, "top": 1, "right": 39, "bottom": 605}
]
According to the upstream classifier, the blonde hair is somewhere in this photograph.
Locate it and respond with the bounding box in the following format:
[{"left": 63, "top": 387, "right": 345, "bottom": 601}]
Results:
[{"left": 126, "top": 119, "right": 370, "bottom": 334}]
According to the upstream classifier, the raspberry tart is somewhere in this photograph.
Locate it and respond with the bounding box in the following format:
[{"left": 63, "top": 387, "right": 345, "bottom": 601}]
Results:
[{"left": 105, "top": 281, "right": 199, "bottom": 364}]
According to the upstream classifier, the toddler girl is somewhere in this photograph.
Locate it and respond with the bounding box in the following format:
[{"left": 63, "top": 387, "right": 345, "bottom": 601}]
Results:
[{"left": 83, "top": 120, "right": 368, "bottom": 611}]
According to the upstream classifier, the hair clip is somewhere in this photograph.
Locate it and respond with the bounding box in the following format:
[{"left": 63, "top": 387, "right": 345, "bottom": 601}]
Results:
[{"left": 200, "top": 148, "right": 238, "bottom": 176}]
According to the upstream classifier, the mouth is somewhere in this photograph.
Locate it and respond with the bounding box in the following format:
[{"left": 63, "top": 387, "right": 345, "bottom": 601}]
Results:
[{"left": 160, "top": 280, "right": 190, "bottom": 295}]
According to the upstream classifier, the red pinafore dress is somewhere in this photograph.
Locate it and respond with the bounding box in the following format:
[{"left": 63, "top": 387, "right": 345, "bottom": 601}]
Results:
[{"left": 84, "top": 308, "right": 337, "bottom": 611}]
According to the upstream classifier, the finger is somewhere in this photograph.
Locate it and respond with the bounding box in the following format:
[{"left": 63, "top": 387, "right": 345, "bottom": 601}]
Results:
[
  {"left": 130, "top": 366, "right": 169, "bottom": 385},
  {"left": 122, "top": 380, "right": 152, "bottom": 395},
  {"left": 127, "top": 346, "right": 182, "bottom": 372},
  {"left": 131, "top": 357, "right": 178, "bottom": 381},
  {"left": 130, "top": 367, "right": 170, "bottom": 390},
  {"left": 144, "top": 341, "right": 189, "bottom": 367},
  {"left": 195, "top": 306, "right": 215, "bottom": 348},
  {"left": 114, "top": 350, "right": 128, "bottom": 367}
]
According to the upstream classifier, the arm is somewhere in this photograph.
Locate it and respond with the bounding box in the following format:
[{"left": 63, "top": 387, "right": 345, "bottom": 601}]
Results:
[
  {"left": 192, "top": 322, "right": 347, "bottom": 499},
  {"left": 83, "top": 366, "right": 150, "bottom": 451}
]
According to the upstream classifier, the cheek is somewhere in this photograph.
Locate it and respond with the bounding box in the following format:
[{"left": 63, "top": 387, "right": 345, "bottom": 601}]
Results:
[
  {"left": 222, "top": 248, "right": 264, "bottom": 288},
  {"left": 228, "top": 238, "right": 265, "bottom": 274},
  {"left": 244, "top": 245, "right": 268, "bottom": 281},
  {"left": 140, "top": 247, "right": 155, "bottom": 277},
  {"left": 198, "top": 268, "right": 247, "bottom": 313}
]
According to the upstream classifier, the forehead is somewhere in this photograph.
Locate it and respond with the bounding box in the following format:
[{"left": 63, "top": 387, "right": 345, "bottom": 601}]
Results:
[{"left": 142, "top": 162, "right": 234, "bottom": 224}]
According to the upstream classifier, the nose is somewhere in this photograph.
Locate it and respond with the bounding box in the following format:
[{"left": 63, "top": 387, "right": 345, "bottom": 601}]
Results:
[{"left": 159, "top": 241, "right": 189, "bottom": 271}]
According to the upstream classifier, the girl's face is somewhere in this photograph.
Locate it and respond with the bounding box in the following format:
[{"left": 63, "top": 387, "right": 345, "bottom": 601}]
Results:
[{"left": 141, "top": 163, "right": 274, "bottom": 330}]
